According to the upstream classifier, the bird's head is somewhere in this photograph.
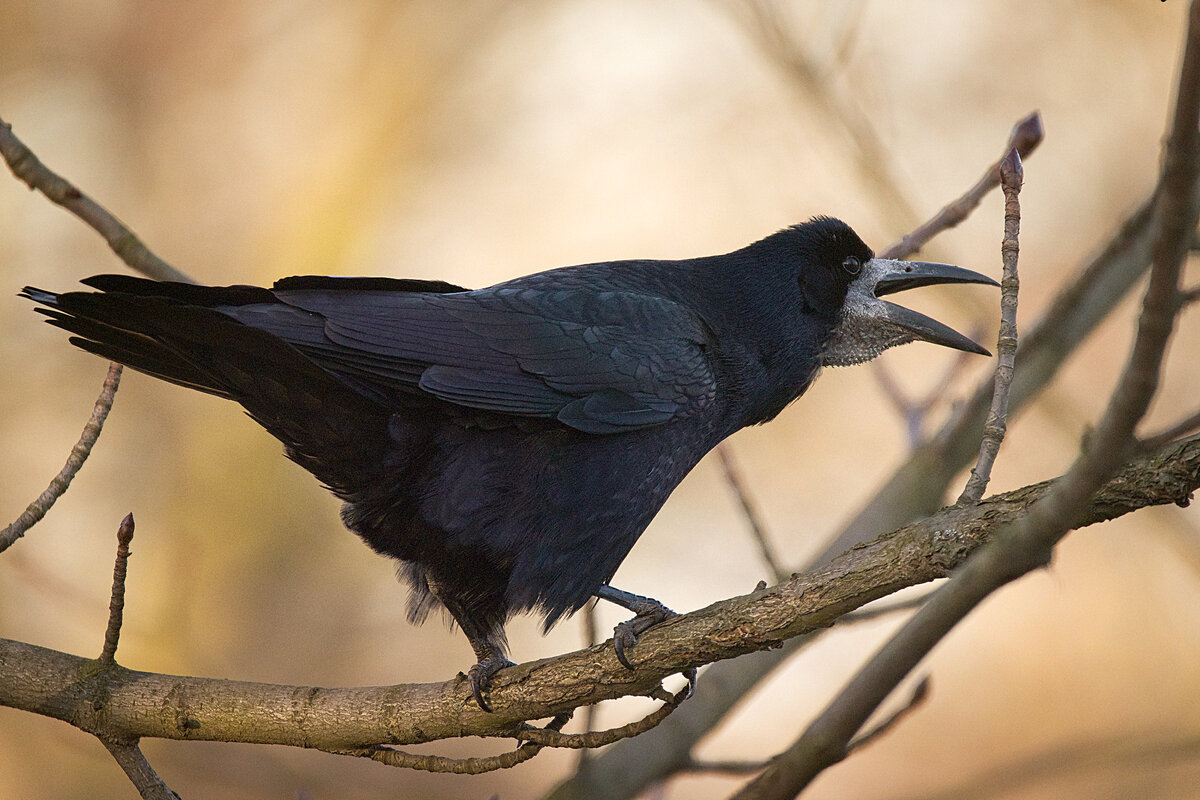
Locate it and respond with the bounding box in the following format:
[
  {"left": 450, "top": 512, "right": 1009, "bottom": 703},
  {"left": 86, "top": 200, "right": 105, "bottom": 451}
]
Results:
[{"left": 792, "top": 218, "right": 998, "bottom": 366}]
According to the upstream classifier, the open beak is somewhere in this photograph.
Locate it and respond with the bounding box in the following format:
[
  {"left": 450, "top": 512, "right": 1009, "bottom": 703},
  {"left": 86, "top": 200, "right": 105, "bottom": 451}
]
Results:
[{"left": 871, "top": 259, "right": 998, "bottom": 356}]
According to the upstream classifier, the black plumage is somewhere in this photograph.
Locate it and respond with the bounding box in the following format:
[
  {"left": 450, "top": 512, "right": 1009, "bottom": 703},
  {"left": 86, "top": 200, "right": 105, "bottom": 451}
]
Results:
[{"left": 22, "top": 217, "right": 995, "bottom": 709}]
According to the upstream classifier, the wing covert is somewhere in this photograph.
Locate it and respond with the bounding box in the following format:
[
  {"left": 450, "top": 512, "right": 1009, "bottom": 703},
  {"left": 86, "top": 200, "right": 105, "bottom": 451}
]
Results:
[{"left": 263, "top": 286, "right": 716, "bottom": 433}]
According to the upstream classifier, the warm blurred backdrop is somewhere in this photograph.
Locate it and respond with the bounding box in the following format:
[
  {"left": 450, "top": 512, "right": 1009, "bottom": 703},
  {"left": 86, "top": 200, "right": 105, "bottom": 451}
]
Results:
[{"left": 2, "top": 2, "right": 1199, "bottom": 798}]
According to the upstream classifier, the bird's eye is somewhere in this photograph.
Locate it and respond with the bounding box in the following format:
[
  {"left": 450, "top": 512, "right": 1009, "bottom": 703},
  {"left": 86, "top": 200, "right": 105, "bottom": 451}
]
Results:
[{"left": 842, "top": 256, "right": 862, "bottom": 276}]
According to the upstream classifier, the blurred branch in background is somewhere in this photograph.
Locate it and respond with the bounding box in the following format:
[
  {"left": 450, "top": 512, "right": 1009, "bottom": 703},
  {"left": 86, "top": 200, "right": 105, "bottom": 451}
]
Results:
[
  {"left": 714, "top": 443, "right": 787, "bottom": 583},
  {"left": 888, "top": 730, "right": 1200, "bottom": 800},
  {"left": 728, "top": 0, "right": 921, "bottom": 234},
  {"left": 870, "top": 346, "right": 977, "bottom": 448}
]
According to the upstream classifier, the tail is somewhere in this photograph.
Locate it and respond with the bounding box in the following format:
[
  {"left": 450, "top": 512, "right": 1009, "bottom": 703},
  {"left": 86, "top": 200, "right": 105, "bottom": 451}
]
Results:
[{"left": 22, "top": 275, "right": 395, "bottom": 496}]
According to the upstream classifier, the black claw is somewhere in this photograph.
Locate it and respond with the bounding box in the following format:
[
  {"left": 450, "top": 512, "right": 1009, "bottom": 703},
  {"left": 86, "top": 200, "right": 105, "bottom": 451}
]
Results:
[
  {"left": 681, "top": 667, "right": 698, "bottom": 701},
  {"left": 613, "top": 622, "right": 638, "bottom": 670},
  {"left": 594, "top": 585, "right": 681, "bottom": 670},
  {"left": 467, "top": 655, "right": 515, "bottom": 712}
]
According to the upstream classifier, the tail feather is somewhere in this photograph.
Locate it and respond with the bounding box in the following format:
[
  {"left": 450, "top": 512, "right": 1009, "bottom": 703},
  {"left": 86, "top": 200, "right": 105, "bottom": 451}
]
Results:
[
  {"left": 31, "top": 300, "right": 232, "bottom": 397},
  {"left": 22, "top": 282, "right": 395, "bottom": 496}
]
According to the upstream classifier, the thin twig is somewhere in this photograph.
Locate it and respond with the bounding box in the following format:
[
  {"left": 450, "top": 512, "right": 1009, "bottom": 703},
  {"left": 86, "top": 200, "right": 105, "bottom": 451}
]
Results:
[
  {"left": 515, "top": 682, "right": 692, "bottom": 748},
  {"left": 845, "top": 676, "right": 930, "bottom": 754},
  {"left": 958, "top": 149, "right": 1023, "bottom": 505},
  {"left": 101, "top": 739, "right": 179, "bottom": 800},
  {"left": 0, "top": 362, "right": 123, "bottom": 554},
  {"left": 872, "top": 344, "right": 979, "bottom": 448},
  {"left": 736, "top": 0, "right": 923, "bottom": 232},
  {"left": 100, "top": 514, "right": 136, "bottom": 664},
  {"left": 0, "top": 117, "right": 192, "bottom": 283},
  {"left": 1139, "top": 407, "right": 1200, "bottom": 452},
  {"left": 329, "top": 713, "right": 571, "bottom": 774},
  {"left": 716, "top": 444, "right": 786, "bottom": 582},
  {"left": 882, "top": 112, "right": 1044, "bottom": 260},
  {"left": 871, "top": 111, "right": 1039, "bottom": 460}
]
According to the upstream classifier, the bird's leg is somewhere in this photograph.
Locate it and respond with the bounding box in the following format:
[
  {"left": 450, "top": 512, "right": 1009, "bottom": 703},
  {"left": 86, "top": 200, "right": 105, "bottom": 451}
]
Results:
[
  {"left": 595, "top": 584, "right": 679, "bottom": 670},
  {"left": 427, "top": 577, "right": 514, "bottom": 712}
]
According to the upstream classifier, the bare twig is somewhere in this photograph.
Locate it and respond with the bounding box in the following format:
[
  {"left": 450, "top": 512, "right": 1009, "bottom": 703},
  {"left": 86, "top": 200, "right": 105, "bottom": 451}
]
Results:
[
  {"left": 731, "top": 5, "right": 1200, "bottom": 795},
  {"left": 882, "top": 112, "right": 1043, "bottom": 260},
  {"left": 578, "top": 600, "right": 600, "bottom": 768},
  {"left": 0, "top": 116, "right": 191, "bottom": 283},
  {"left": 0, "top": 362, "right": 123, "bottom": 554},
  {"left": 515, "top": 682, "right": 692, "bottom": 748},
  {"left": 101, "top": 739, "right": 179, "bottom": 800},
  {"left": 735, "top": 0, "right": 923, "bottom": 233},
  {"left": 100, "top": 514, "right": 135, "bottom": 664},
  {"left": 330, "top": 713, "right": 572, "bottom": 774},
  {"left": 1139, "top": 407, "right": 1200, "bottom": 452},
  {"left": 958, "top": 148, "right": 1023, "bottom": 505},
  {"left": 872, "top": 345, "right": 979, "bottom": 448},
  {"left": 716, "top": 444, "right": 786, "bottom": 582}
]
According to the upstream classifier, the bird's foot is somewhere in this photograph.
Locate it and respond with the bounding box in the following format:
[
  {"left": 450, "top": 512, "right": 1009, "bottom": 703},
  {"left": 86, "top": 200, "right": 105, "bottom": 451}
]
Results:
[
  {"left": 467, "top": 654, "right": 515, "bottom": 713},
  {"left": 594, "top": 585, "right": 681, "bottom": 669},
  {"left": 611, "top": 602, "right": 677, "bottom": 669}
]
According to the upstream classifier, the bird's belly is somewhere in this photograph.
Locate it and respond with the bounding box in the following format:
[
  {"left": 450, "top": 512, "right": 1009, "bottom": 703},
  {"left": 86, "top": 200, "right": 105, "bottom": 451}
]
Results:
[{"left": 415, "top": 421, "right": 714, "bottom": 620}]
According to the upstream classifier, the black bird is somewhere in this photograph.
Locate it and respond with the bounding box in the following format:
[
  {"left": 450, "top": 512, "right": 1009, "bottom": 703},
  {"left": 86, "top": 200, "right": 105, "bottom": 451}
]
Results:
[{"left": 22, "top": 217, "right": 995, "bottom": 709}]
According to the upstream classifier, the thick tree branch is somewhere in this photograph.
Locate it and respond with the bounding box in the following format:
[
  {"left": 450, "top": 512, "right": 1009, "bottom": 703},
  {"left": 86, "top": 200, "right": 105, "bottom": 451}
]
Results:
[{"left": 2, "top": 434, "right": 1197, "bottom": 760}]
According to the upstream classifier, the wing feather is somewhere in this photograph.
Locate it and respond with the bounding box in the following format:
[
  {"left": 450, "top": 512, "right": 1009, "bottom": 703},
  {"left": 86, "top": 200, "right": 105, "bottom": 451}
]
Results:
[{"left": 265, "top": 284, "right": 716, "bottom": 433}]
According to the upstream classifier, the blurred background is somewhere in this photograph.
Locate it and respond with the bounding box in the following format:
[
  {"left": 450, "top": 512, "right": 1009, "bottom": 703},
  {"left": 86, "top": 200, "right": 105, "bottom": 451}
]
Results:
[{"left": 2, "top": 1, "right": 1200, "bottom": 798}]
